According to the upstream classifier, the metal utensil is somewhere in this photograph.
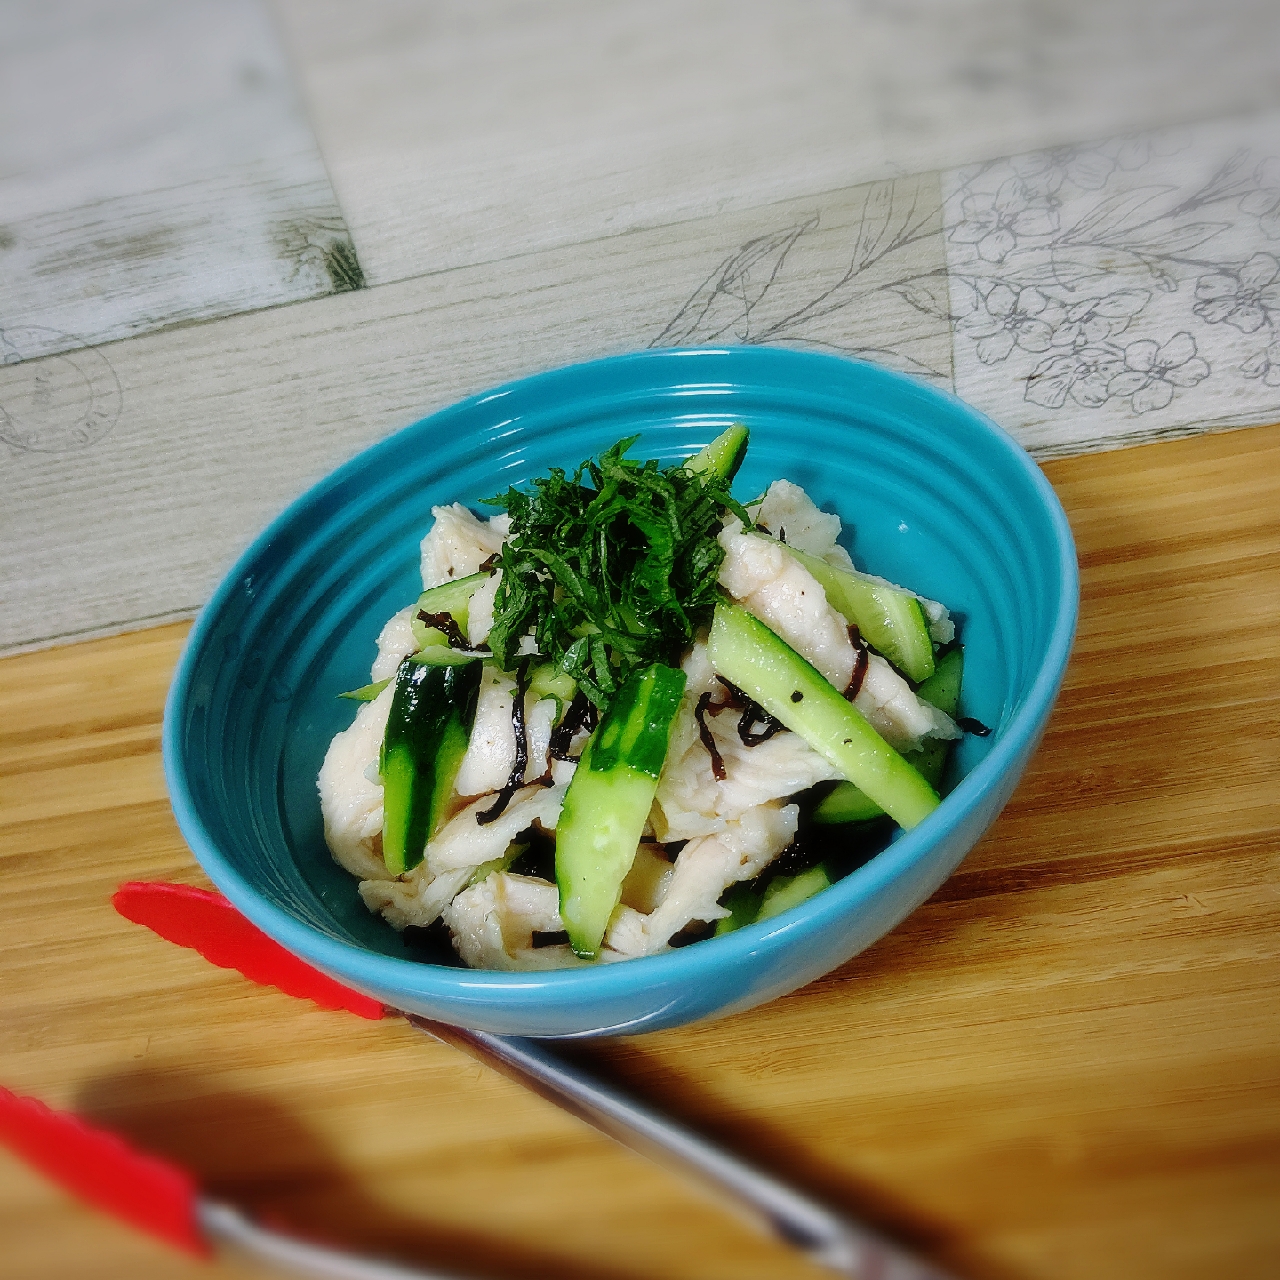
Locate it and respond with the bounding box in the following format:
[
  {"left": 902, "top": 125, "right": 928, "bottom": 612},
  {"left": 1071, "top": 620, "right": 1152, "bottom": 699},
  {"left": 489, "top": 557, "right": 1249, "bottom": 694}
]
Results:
[
  {"left": 115, "top": 882, "right": 956, "bottom": 1280},
  {"left": 0, "top": 1085, "right": 462, "bottom": 1280}
]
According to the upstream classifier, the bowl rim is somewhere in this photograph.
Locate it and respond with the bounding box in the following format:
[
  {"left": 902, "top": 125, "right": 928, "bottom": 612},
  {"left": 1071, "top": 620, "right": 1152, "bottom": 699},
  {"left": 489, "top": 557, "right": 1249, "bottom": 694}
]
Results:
[{"left": 163, "top": 346, "right": 1079, "bottom": 1017}]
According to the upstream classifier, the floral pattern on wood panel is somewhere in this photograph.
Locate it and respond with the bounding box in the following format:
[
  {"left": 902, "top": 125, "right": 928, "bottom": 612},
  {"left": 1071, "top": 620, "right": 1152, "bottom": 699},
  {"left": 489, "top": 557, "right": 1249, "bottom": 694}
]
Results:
[{"left": 936, "top": 115, "right": 1280, "bottom": 455}]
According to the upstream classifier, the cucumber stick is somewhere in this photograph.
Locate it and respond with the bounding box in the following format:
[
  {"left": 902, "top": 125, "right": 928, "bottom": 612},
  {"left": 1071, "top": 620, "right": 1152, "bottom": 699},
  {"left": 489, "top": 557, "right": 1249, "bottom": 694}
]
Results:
[
  {"left": 685, "top": 423, "right": 749, "bottom": 484},
  {"left": 758, "top": 865, "right": 832, "bottom": 922},
  {"left": 915, "top": 645, "right": 963, "bottom": 715},
  {"left": 777, "top": 541, "right": 935, "bottom": 683},
  {"left": 814, "top": 647, "right": 964, "bottom": 825},
  {"left": 417, "top": 572, "right": 489, "bottom": 618},
  {"left": 411, "top": 571, "right": 490, "bottom": 649},
  {"left": 555, "top": 663, "right": 687, "bottom": 958},
  {"left": 715, "top": 864, "right": 834, "bottom": 937},
  {"left": 707, "top": 601, "right": 938, "bottom": 830},
  {"left": 380, "top": 657, "right": 482, "bottom": 875}
]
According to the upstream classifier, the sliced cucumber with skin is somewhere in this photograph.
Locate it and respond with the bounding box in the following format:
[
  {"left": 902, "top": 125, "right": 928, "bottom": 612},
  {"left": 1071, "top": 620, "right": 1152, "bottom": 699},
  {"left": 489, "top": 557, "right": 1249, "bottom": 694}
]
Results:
[
  {"left": 527, "top": 664, "right": 576, "bottom": 719},
  {"left": 715, "top": 863, "right": 834, "bottom": 936},
  {"left": 417, "top": 572, "right": 490, "bottom": 618},
  {"left": 812, "top": 783, "right": 885, "bottom": 825},
  {"left": 380, "top": 657, "right": 482, "bottom": 875},
  {"left": 685, "top": 423, "right": 749, "bottom": 485},
  {"left": 758, "top": 865, "right": 833, "bottom": 922},
  {"left": 411, "top": 571, "right": 491, "bottom": 649},
  {"left": 555, "top": 663, "right": 687, "bottom": 958},
  {"left": 915, "top": 646, "right": 963, "bottom": 716},
  {"left": 410, "top": 646, "right": 486, "bottom": 667},
  {"left": 411, "top": 617, "right": 449, "bottom": 650},
  {"left": 707, "top": 601, "right": 938, "bottom": 830},
  {"left": 774, "top": 540, "right": 935, "bottom": 683},
  {"left": 814, "top": 647, "right": 964, "bottom": 825},
  {"left": 714, "top": 881, "right": 762, "bottom": 937},
  {"left": 468, "top": 841, "right": 526, "bottom": 887}
]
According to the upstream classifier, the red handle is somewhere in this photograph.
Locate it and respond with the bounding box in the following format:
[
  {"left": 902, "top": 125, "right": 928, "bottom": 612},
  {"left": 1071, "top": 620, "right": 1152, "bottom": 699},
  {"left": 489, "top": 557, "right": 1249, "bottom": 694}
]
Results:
[
  {"left": 112, "top": 882, "right": 386, "bottom": 1021},
  {"left": 0, "top": 1085, "right": 209, "bottom": 1256}
]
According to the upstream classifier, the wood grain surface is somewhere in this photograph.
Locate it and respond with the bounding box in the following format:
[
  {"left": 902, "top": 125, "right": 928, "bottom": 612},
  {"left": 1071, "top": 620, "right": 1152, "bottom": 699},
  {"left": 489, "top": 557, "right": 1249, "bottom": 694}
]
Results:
[{"left": 1, "top": 422, "right": 1277, "bottom": 1280}]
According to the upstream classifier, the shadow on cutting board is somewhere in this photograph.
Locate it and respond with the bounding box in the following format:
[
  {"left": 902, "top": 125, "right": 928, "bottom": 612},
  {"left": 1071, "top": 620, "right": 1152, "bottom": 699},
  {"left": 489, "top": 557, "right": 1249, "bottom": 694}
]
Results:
[{"left": 74, "top": 1068, "right": 647, "bottom": 1280}]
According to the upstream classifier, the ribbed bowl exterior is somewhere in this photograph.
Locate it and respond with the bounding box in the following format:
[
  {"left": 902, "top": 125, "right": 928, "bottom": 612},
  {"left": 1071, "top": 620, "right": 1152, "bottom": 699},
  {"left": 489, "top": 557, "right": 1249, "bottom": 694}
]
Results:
[{"left": 165, "top": 348, "right": 1078, "bottom": 1037}]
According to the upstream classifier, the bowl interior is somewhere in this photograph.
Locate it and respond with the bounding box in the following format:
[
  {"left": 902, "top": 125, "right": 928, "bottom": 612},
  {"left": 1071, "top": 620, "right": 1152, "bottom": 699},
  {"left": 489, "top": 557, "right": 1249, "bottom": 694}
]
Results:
[{"left": 168, "top": 348, "right": 1074, "bottom": 1006}]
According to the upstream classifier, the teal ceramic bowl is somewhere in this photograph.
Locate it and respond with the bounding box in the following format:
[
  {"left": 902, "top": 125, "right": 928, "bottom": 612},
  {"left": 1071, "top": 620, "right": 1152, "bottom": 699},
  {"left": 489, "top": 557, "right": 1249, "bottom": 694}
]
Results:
[{"left": 165, "top": 348, "right": 1077, "bottom": 1037}]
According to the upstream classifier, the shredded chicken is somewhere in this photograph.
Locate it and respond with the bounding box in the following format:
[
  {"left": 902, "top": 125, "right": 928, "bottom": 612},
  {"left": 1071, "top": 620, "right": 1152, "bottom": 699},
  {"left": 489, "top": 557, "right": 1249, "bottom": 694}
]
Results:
[
  {"left": 465, "top": 571, "right": 501, "bottom": 647},
  {"left": 359, "top": 865, "right": 475, "bottom": 931},
  {"left": 445, "top": 873, "right": 586, "bottom": 971},
  {"left": 317, "top": 685, "right": 395, "bottom": 882},
  {"left": 427, "top": 775, "right": 571, "bottom": 871},
  {"left": 371, "top": 607, "right": 419, "bottom": 683},
  {"left": 420, "top": 504, "right": 508, "bottom": 588},
  {"left": 453, "top": 666, "right": 558, "bottom": 798},
  {"left": 751, "top": 479, "right": 855, "bottom": 570},
  {"left": 717, "top": 518, "right": 855, "bottom": 689},
  {"left": 854, "top": 653, "right": 959, "bottom": 752},
  {"left": 655, "top": 704, "right": 842, "bottom": 840},
  {"left": 607, "top": 804, "right": 798, "bottom": 956},
  {"left": 324, "top": 472, "right": 962, "bottom": 974}
]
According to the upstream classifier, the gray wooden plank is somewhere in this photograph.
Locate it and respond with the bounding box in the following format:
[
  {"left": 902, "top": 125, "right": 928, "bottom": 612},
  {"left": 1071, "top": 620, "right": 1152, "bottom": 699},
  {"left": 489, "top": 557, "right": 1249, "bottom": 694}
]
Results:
[{"left": 0, "top": 0, "right": 361, "bottom": 360}]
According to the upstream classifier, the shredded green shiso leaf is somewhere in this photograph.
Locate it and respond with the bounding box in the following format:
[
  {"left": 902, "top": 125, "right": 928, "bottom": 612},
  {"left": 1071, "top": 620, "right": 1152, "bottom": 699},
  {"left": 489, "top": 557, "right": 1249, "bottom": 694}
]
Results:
[{"left": 483, "top": 436, "right": 749, "bottom": 711}]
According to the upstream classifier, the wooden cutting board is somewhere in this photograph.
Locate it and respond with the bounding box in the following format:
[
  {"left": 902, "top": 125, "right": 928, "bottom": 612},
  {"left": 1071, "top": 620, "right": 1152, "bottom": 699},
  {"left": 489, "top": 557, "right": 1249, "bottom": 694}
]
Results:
[{"left": 1, "top": 421, "right": 1277, "bottom": 1280}]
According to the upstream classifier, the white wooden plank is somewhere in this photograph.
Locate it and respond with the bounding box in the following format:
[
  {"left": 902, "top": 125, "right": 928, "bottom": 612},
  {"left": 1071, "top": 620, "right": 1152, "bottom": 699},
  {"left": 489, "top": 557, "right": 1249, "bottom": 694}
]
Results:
[
  {"left": 0, "top": 0, "right": 360, "bottom": 360},
  {"left": 276, "top": 0, "right": 1280, "bottom": 289},
  {"left": 0, "top": 177, "right": 947, "bottom": 654}
]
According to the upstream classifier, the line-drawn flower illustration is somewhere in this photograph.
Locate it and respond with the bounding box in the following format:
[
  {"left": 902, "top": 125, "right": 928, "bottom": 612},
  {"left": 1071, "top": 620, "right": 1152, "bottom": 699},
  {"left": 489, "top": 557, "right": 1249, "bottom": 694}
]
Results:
[
  {"left": 1192, "top": 252, "right": 1280, "bottom": 333},
  {"left": 948, "top": 178, "right": 1059, "bottom": 264},
  {"left": 961, "top": 284, "right": 1063, "bottom": 364},
  {"left": 1106, "top": 332, "right": 1210, "bottom": 413},
  {"left": 943, "top": 128, "right": 1280, "bottom": 427},
  {"left": 1014, "top": 147, "right": 1116, "bottom": 193},
  {"left": 1025, "top": 345, "right": 1126, "bottom": 409},
  {"left": 1241, "top": 342, "right": 1280, "bottom": 386},
  {"left": 1051, "top": 290, "right": 1150, "bottom": 349},
  {"left": 1239, "top": 159, "right": 1280, "bottom": 240}
]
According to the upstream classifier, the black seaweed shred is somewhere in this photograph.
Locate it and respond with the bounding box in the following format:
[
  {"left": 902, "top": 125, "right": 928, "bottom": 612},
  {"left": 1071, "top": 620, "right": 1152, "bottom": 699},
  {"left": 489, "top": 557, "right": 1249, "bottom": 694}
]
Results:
[
  {"left": 417, "top": 609, "right": 471, "bottom": 650},
  {"left": 401, "top": 918, "right": 465, "bottom": 967},
  {"left": 714, "top": 677, "right": 785, "bottom": 746},
  {"left": 668, "top": 920, "right": 716, "bottom": 948},
  {"left": 548, "top": 690, "right": 596, "bottom": 761},
  {"left": 531, "top": 930, "right": 571, "bottom": 949},
  {"left": 694, "top": 692, "right": 727, "bottom": 780},
  {"left": 507, "top": 825, "right": 558, "bottom": 882},
  {"left": 845, "top": 626, "right": 869, "bottom": 700},
  {"left": 956, "top": 716, "right": 991, "bottom": 737}
]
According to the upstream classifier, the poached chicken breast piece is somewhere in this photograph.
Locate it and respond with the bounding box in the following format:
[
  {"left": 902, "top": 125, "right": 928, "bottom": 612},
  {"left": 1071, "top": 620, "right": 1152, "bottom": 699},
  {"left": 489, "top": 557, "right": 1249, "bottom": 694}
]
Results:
[
  {"left": 717, "top": 518, "right": 856, "bottom": 690},
  {"left": 607, "top": 803, "right": 799, "bottom": 956},
  {"left": 317, "top": 684, "right": 396, "bottom": 883},
  {"left": 420, "top": 504, "right": 508, "bottom": 588}
]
